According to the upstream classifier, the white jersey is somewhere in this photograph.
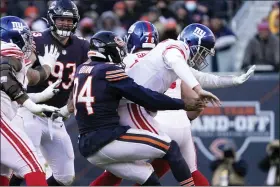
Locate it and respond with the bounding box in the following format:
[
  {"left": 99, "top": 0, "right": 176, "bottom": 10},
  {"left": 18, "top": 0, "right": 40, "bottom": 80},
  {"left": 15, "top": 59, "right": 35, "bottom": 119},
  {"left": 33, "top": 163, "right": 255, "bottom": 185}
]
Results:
[
  {"left": 0, "top": 42, "right": 31, "bottom": 120},
  {"left": 120, "top": 39, "right": 199, "bottom": 107}
]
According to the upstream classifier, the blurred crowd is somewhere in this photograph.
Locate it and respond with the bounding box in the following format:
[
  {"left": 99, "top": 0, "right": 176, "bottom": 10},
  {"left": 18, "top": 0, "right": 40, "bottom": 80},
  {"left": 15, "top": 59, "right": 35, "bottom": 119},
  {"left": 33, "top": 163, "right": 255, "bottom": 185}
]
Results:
[
  {"left": 1, "top": 0, "right": 279, "bottom": 73},
  {"left": 242, "top": 1, "right": 280, "bottom": 73}
]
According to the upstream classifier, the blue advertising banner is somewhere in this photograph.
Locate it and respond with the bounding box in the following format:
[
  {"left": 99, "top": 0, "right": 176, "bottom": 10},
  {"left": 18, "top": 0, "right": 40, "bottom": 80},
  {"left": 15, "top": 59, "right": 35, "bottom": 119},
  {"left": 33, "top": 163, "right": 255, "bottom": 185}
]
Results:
[{"left": 65, "top": 74, "right": 279, "bottom": 186}]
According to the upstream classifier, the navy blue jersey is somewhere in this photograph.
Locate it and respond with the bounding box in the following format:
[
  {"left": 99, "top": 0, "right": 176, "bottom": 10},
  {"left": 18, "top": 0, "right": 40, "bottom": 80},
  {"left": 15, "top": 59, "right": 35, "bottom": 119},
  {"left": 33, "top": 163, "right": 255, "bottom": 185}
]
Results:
[
  {"left": 74, "top": 61, "right": 185, "bottom": 135},
  {"left": 27, "top": 29, "right": 90, "bottom": 111}
]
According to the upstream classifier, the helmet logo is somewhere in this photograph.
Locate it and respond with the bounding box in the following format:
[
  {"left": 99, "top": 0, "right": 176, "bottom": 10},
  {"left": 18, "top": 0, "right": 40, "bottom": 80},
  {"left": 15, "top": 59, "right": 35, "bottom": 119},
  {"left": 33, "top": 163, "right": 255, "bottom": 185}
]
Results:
[
  {"left": 114, "top": 36, "right": 125, "bottom": 47},
  {"left": 11, "top": 22, "right": 24, "bottom": 32},
  {"left": 62, "top": 12, "right": 73, "bottom": 16},
  {"left": 193, "top": 27, "right": 206, "bottom": 38}
]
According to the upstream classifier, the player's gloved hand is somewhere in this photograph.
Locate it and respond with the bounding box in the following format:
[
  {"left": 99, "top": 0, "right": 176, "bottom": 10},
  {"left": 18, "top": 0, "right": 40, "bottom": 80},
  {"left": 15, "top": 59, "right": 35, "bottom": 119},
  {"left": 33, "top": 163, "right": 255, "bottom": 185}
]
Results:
[
  {"left": 38, "top": 45, "right": 60, "bottom": 71},
  {"left": 196, "top": 89, "right": 221, "bottom": 107},
  {"left": 22, "top": 98, "right": 59, "bottom": 114},
  {"left": 39, "top": 79, "right": 61, "bottom": 100},
  {"left": 27, "top": 79, "right": 61, "bottom": 103},
  {"left": 51, "top": 105, "right": 71, "bottom": 121},
  {"left": 233, "top": 65, "right": 256, "bottom": 85}
]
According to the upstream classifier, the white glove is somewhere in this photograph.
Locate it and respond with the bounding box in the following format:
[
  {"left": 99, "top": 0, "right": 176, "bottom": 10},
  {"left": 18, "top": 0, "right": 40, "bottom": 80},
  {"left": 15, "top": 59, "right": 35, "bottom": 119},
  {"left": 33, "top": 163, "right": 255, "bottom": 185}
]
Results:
[
  {"left": 28, "top": 79, "right": 61, "bottom": 103},
  {"left": 51, "top": 105, "right": 71, "bottom": 120},
  {"left": 38, "top": 45, "right": 60, "bottom": 71},
  {"left": 22, "top": 99, "right": 59, "bottom": 114},
  {"left": 233, "top": 65, "right": 256, "bottom": 85}
]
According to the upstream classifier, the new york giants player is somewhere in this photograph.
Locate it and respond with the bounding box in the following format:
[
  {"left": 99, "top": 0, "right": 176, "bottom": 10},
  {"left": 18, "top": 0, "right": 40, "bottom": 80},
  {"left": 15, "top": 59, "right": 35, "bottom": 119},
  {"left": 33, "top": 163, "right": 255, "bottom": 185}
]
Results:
[
  {"left": 0, "top": 16, "right": 59, "bottom": 186},
  {"left": 75, "top": 31, "right": 215, "bottom": 186},
  {"left": 10, "top": 0, "right": 90, "bottom": 186},
  {"left": 91, "top": 22, "right": 255, "bottom": 186}
]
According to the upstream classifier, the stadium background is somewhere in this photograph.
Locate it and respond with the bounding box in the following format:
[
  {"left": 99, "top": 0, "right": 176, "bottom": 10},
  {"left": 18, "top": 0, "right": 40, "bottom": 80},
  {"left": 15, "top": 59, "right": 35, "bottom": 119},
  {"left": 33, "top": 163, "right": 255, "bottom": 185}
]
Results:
[{"left": 1, "top": 0, "right": 279, "bottom": 185}]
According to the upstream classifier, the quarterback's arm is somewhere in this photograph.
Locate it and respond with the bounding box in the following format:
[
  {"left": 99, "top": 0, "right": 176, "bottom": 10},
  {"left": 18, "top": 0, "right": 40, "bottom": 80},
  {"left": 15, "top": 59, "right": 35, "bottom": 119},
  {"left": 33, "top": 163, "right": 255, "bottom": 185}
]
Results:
[
  {"left": 190, "top": 66, "right": 256, "bottom": 88},
  {"left": 181, "top": 81, "right": 205, "bottom": 120},
  {"left": 163, "top": 48, "right": 199, "bottom": 89}
]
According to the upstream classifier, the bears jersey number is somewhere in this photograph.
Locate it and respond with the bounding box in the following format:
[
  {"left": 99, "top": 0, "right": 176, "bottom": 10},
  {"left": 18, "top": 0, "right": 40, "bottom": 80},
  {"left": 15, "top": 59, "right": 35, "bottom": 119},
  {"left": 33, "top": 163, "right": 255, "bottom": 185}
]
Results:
[
  {"left": 73, "top": 76, "right": 94, "bottom": 115},
  {"left": 48, "top": 62, "right": 76, "bottom": 89}
]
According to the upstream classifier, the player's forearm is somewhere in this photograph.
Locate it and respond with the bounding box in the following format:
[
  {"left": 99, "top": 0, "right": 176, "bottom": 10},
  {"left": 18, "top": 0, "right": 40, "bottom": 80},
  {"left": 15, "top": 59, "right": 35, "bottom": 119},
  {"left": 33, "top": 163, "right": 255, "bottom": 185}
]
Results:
[
  {"left": 190, "top": 67, "right": 235, "bottom": 88},
  {"left": 111, "top": 79, "right": 185, "bottom": 111},
  {"left": 27, "top": 65, "right": 50, "bottom": 86},
  {"left": 67, "top": 90, "right": 74, "bottom": 113}
]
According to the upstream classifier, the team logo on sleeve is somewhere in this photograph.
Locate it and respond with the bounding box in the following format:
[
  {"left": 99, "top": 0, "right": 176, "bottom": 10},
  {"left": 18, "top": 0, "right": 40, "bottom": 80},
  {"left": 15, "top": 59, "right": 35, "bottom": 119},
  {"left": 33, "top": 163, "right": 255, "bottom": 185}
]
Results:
[{"left": 191, "top": 101, "right": 275, "bottom": 160}]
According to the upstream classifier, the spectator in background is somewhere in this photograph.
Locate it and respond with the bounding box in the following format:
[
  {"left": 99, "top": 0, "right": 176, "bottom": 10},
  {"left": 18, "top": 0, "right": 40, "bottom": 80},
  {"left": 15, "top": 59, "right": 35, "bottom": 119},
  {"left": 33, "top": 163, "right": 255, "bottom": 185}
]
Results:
[
  {"left": 174, "top": 5, "right": 192, "bottom": 30},
  {"left": 23, "top": 2, "right": 48, "bottom": 32},
  {"left": 258, "top": 140, "right": 280, "bottom": 186},
  {"left": 210, "top": 145, "right": 248, "bottom": 186},
  {"left": 242, "top": 21, "right": 279, "bottom": 72},
  {"left": 146, "top": 6, "right": 165, "bottom": 37},
  {"left": 113, "top": 1, "right": 129, "bottom": 29},
  {"left": 76, "top": 17, "right": 95, "bottom": 41},
  {"left": 123, "top": 0, "right": 143, "bottom": 28},
  {"left": 96, "top": 11, "right": 126, "bottom": 38},
  {"left": 201, "top": 14, "right": 210, "bottom": 27},
  {"left": 155, "top": 0, "right": 177, "bottom": 22},
  {"left": 0, "top": 0, "right": 8, "bottom": 17},
  {"left": 161, "top": 19, "right": 180, "bottom": 41},
  {"left": 208, "top": 13, "right": 237, "bottom": 72}
]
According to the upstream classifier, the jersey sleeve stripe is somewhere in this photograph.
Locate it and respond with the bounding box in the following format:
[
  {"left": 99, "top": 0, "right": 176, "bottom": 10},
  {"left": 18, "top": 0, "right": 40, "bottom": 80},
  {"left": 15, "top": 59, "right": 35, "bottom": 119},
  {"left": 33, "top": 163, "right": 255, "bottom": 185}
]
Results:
[
  {"left": 162, "top": 45, "right": 186, "bottom": 60},
  {"left": 106, "top": 69, "right": 124, "bottom": 75},
  {"left": 106, "top": 75, "right": 128, "bottom": 81},
  {"left": 105, "top": 73, "right": 127, "bottom": 78},
  {"left": 1, "top": 49, "right": 24, "bottom": 59}
]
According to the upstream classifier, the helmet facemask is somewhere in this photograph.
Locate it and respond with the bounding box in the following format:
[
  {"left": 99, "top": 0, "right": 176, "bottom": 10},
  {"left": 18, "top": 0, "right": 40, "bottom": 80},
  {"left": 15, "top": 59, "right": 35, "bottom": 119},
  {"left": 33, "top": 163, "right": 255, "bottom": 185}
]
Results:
[
  {"left": 51, "top": 16, "right": 77, "bottom": 37},
  {"left": 188, "top": 44, "right": 215, "bottom": 70},
  {"left": 20, "top": 28, "right": 33, "bottom": 59}
]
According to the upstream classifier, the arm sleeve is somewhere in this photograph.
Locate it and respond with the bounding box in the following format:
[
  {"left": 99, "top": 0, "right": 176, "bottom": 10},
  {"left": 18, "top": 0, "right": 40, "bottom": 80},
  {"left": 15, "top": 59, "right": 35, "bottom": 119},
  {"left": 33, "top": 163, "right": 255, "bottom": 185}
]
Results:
[
  {"left": 105, "top": 66, "right": 185, "bottom": 111},
  {"left": 0, "top": 62, "right": 28, "bottom": 101},
  {"left": 190, "top": 67, "right": 235, "bottom": 88},
  {"left": 163, "top": 48, "right": 199, "bottom": 89}
]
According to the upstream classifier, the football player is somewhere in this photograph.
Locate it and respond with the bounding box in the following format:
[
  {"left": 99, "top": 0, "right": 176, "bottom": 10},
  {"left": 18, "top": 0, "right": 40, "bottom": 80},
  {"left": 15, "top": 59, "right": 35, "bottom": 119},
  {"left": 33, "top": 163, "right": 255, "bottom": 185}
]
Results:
[
  {"left": 9, "top": 0, "right": 90, "bottom": 186},
  {"left": 74, "top": 31, "right": 220, "bottom": 185},
  {"left": 0, "top": 16, "right": 59, "bottom": 186},
  {"left": 90, "top": 21, "right": 255, "bottom": 186}
]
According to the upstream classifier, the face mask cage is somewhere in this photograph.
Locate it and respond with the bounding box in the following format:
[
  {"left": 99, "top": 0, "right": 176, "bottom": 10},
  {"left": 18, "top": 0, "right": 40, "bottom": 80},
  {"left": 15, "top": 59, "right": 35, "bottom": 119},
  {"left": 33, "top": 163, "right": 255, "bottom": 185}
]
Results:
[
  {"left": 189, "top": 45, "right": 215, "bottom": 70},
  {"left": 21, "top": 29, "right": 33, "bottom": 59}
]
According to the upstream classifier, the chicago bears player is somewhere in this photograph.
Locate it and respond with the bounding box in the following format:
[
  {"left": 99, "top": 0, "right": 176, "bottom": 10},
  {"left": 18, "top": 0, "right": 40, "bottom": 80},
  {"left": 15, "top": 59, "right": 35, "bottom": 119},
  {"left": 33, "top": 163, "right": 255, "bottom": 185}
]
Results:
[
  {"left": 0, "top": 16, "right": 59, "bottom": 186},
  {"left": 9, "top": 0, "right": 90, "bottom": 186},
  {"left": 90, "top": 22, "right": 255, "bottom": 186},
  {"left": 75, "top": 31, "right": 217, "bottom": 186}
]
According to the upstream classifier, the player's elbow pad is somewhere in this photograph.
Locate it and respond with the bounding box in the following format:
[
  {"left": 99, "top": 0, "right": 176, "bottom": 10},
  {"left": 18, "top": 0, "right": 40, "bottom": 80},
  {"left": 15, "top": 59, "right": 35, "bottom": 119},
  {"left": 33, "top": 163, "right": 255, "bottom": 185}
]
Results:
[{"left": 0, "top": 63, "right": 26, "bottom": 100}]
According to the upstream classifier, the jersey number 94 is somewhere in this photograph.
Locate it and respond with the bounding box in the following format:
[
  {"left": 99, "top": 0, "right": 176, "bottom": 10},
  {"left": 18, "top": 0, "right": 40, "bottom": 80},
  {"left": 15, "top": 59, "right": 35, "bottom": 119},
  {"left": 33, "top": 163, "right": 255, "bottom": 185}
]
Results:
[{"left": 73, "top": 76, "right": 95, "bottom": 115}]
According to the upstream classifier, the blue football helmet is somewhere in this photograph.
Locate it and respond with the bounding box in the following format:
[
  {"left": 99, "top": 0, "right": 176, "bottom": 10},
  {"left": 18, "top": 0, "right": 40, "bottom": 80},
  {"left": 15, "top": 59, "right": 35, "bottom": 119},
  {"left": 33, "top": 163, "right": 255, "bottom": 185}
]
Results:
[
  {"left": 178, "top": 23, "right": 215, "bottom": 70},
  {"left": 125, "top": 21, "right": 159, "bottom": 53},
  {"left": 0, "top": 16, "right": 33, "bottom": 58}
]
